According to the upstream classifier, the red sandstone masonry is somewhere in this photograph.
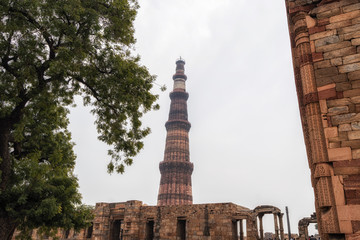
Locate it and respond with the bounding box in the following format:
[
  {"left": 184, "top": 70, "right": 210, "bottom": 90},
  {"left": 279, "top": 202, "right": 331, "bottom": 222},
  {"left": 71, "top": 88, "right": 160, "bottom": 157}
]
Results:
[{"left": 287, "top": 0, "right": 360, "bottom": 239}]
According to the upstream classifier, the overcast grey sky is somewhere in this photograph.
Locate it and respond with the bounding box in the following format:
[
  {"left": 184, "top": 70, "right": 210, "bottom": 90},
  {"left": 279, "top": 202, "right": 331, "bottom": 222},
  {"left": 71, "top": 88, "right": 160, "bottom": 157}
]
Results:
[{"left": 69, "top": 0, "right": 317, "bottom": 235}]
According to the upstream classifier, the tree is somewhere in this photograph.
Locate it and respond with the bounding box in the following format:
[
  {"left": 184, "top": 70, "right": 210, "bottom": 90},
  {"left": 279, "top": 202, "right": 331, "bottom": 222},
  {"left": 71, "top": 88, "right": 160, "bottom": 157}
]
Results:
[{"left": 0, "top": 0, "right": 159, "bottom": 239}]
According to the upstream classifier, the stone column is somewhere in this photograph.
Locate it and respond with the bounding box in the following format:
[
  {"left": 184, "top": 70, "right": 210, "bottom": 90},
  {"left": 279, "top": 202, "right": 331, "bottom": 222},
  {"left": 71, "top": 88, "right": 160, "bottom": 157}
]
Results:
[
  {"left": 279, "top": 214, "right": 284, "bottom": 240},
  {"left": 259, "top": 215, "right": 264, "bottom": 240},
  {"left": 274, "top": 213, "right": 279, "bottom": 240},
  {"left": 239, "top": 220, "right": 244, "bottom": 240}
]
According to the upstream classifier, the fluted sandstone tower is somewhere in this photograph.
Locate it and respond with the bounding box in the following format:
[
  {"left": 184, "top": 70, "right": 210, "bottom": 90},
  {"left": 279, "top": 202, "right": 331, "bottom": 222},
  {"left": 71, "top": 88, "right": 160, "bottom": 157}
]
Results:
[{"left": 157, "top": 59, "right": 193, "bottom": 206}]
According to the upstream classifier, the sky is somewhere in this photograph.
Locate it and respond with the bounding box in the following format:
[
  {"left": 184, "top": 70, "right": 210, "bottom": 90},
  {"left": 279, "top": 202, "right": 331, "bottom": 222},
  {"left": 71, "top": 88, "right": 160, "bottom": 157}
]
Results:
[{"left": 68, "top": 0, "right": 318, "bottom": 236}]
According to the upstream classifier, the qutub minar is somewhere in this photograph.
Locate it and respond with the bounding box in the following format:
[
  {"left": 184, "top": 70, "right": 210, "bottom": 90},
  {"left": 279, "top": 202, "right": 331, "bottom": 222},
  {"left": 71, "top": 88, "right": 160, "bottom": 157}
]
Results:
[
  {"left": 12, "top": 59, "right": 285, "bottom": 240},
  {"left": 157, "top": 58, "right": 194, "bottom": 206}
]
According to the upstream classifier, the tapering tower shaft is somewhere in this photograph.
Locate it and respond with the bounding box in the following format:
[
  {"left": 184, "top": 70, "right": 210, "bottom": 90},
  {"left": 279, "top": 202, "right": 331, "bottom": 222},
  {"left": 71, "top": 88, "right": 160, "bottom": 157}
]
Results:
[{"left": 157, "top": 59, "right": 193, "bottom": 206}]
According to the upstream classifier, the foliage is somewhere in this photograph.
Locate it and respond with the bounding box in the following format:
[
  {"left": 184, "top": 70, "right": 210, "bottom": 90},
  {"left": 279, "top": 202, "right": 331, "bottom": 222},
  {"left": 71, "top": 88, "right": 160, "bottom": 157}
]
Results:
[{"left": 0, "top": 0, "right": 158, "bottom": 238}]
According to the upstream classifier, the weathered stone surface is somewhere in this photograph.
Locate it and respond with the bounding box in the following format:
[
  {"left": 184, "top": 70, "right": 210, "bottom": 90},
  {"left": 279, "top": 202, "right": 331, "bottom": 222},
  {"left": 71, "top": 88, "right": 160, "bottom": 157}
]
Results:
[
  {"left": 315, "top": 35, "right": 340, "bottom": 47},
  {"left": 339, "top": 62, "right": 360, "bottom": 73},
  {"left": 352, "top": 148, "right": 360, "bottom": 159},
  {"left": 310, "top": 29, "right": 337, "bottom": 41},
  {"left": 351, "top": 122, "right": 360, "bottom": 130},
  {"left": 324, "top": 46, "right": 357, "bottom": 59},
  {"left": 314, "top": 60, "right": 331, "bottom": 69},
  {"left": 325, "top": 127, "right": 339, "bottom": 138},
  {"left": 342, "top": 139, "right": 360, "bottom": 148},
  {"left": 319, "top": 8, "right": 342, "bottom": 19},
  {"left": 326, "top": 19, "right": 352, "bottom": 30},
  {"left": 316, "top": 41, "right": 352, "bottom": 52},
  {"left": 348, "top": 130, "right": 360, "bottom": 140},
  {"left": 329, "top": 10, "right": 360, "bottom": 23},
  {"left": 343, "top": 53, "right": 360, "bottom": 64},
  {"left": 328, "top": 106, "right": 349, "bottom": 116},
  {"left": 320, "top": 99, "right": 328, "bottom": 113},
  {"left": 328, "top": 147, "right": 352, "bottom": 161},
  {"left": 331, "top": 57, "right": 343, "bottom": 66},
  {"left": 351, "top": 79, "right": 360, "bottom": 88},
  {"left": 349, "top": 70, "right": 360, "bottom": 80},
  {"left": 339, "top": 123, "right": 352, "bottom": 131},
  {"left": 317, "top": 74, "right": 347, "bottom": 86},
  {"left": 338, "top": 23, "right": 360, "bottom": 34},
  {"left": 336, "top": 82, "right": 352, "bottom": 91},
  {"left": 351, "top": 95, "right": 360, "bottom": 103},
  {"left": 343, "top": 3, "right": 360, "bottom": 13},
  {"left": 344, "top": 88, "right": 360, "bottom": 97},
  {"left": 332, "top": 113, "right": 360, "bottom": 125},
  {"left": 315, "top": 67, "right": 339, "bottom": 78},
  {"left": 344, "top": 30, "right": 360, "bottom": 40},
  {"left": 327, "top": 98, "right": 352, "bottom": 107},
  {"left": 352, "top": 38, "right": 360, "bottom": 45}
]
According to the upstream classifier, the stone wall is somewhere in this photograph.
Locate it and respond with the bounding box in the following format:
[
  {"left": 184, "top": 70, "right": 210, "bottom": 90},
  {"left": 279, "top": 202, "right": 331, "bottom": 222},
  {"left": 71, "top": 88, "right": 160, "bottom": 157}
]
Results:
[
  {"left": 285, "top": 0, "right": 360, "bottom": 239},
  {"left": 89, "top": 200, "right": 257, "bottom": 240}
]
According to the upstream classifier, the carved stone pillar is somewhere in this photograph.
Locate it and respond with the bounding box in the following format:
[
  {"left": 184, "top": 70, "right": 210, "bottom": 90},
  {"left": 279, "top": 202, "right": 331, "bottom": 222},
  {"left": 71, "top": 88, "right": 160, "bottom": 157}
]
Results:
[
  {"left": 279, "top": 214, "right": 284, "bottom": 240},
  {"left": 274, "top": 213, "right": 279, "bottom": 240},
  {"left": 239, "top": 219, "right": 244, "bottom": 240},
  {"left": 259, "top": 215, "right": 264, "bottom": 240}
]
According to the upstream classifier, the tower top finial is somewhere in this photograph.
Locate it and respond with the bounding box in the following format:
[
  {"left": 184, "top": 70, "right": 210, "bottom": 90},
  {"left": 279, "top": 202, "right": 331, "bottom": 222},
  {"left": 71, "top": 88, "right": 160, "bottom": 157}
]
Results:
[
  {"left": 176, "top": 57, "right": 185, "bottom": 64},
  {"left": 173, "top": 57, "right": 187, "bottom": 80}
]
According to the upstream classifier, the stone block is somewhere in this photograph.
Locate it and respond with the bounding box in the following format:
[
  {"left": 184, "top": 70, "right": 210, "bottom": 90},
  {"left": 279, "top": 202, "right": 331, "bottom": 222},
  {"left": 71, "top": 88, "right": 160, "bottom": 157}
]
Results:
[
  {"left": 349, "top": 70, "right": 360, "bottom": 80},
  {"left": 351, "top": 122, "right": 360, "bottom": 130},
  {"left": 324, "top": 46, "right": 357, "bottom": 59},
  {"left": 328, "top": 106, "right": 349, "bottom": 115},
  {"left": 328, "top": 20, "right": 353, "bottom": 30},
  {"left": 343, "top": 53, "right": 360, "bottom": 64},
  {"left": 315, "top": 35, "right": 340, "bottom": 47},
  {"left": 339, "top": 123, "right": 352, "bottom": 131},
  {"left": 314, "top": 60, "right": 331, "bottom": 69},
  {"left": 339, "top": 62, "right": 360, "bottom": 73},
  {"left": 328, "top": 147, "right": 352, "bottom": 161},
  {"left": 352, "top": 38, "right": 360, "bottom": 45},
  {"left": 337, "top": 205, "right": 360, "bottom": 221},
  {"left": 317, "top": 74, "right": 348, "bottom": 86},
  {"left": 319, "top": 8, "right": 342, "bottom": 20},
  {"left": 315, "top": 67, "right": 339, "bottom": 78},
  {"left": 344, "top": 30, "right": 360, "bottom": 40},
  {"left": 316, "top": 41, "right": 352, "bottom": 52},
  {"left": 329, "top": 131, "right": 348, "bottom": 141},
  {"left": 312, "top": 52, "right": 324, "bottom": 62},
  {"left": 320, "top": 99, "right": 328, "bottom": 113},
  {"left": 342, "top": 139, "right": 360, "bottom": 148},
  {"left": 327, "top": 98, "right": 352, "bottom": 107},
  {"left": 309, "top": 26, "right": 326, "bottom": 35},
  {"left": 343, "top": 3, "right": 360, "bottom": 13},
  {"left": 353, "top": 16, "right": 360, "bottom": 24},
  {"left": 348, "top": 130, "right": 360, "bottom": 139},
  {"left": 336, "top": 82, "right": 352, "bottom": 91},
  {"left": 332, "top": 175, "right": 346, "bottom": 205},
  {"left": 318, "top": 88, "right": 337, "bottom": 100},
  {"left": 325, "top": 127, "right": 339, "bottom": 138},
  {"left": 310, "top": 29, "right": 337, "bottom": 41},
  {"left": 311, "top": 2, "right": 341, "bottom": 15},
  {"left": 352, "top": 148, "right": 360, "bottom": 159},
  {"left": 339, "top": 23, "right": 360, "bottom": 34},
  {"left": 319, "top": 83, "right": 336, "bottom": 91},
  {"left": 331, "top": 57, "right": 344, "bottom": 66},
  {"left": 351, "top": 96, "right": 360, "bottom": 103},
  {"left": 330, "top": 10, "right": 360, "bottom": 23},
  {"left": 332, "top": 113, "right": 360, "bottom": 125},
  {"left": 339, "top": 220, "right": 353, "bottom": 234},
  {"left": 352, "top": 80, "right": 360, "bottom": 88},
  {"left": 344, "top": 88, "right": 360, "bottom": 97}
]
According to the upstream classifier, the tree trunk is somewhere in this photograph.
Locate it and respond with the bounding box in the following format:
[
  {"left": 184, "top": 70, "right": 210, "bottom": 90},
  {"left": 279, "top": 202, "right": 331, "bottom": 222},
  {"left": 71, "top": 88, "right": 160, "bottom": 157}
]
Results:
[
  {"left": 0, "top": 122, "right": 11, "bottom": 191},
  {"left": 0, "top": 215, "right": 18, "bottom": 240}
]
